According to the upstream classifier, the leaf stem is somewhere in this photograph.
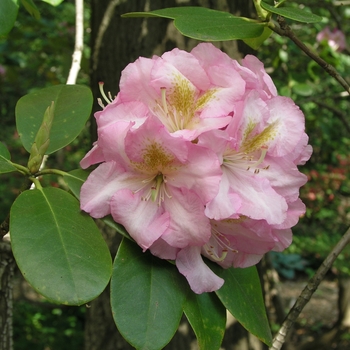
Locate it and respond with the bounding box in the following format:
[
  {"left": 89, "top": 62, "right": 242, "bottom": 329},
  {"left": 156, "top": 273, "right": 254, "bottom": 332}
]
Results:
[
  {"left": 268, "top": 17, "right": 350, "bottom": 95},
  {"left": 270, "top": 226, "right": 350, "bottom": 350},
  {"left": 11, "top": 163, "right": 31, "bottom": 176},
  {"left": 29, "top": 177, "right": 43, "bottom": 190},
  {"left": 36, "top": 168, "right": 68, "bottom": 177}
]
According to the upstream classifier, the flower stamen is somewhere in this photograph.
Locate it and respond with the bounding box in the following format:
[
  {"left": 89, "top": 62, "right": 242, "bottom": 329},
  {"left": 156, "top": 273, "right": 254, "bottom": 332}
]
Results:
[{"left": 99, "top": 82, "right": 113, "bottom": 105}]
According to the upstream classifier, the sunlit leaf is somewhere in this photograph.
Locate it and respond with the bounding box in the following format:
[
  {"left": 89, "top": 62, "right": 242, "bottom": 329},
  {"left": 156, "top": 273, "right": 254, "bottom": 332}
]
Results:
[
  {"left": 41, "top": 0, "right": 64, "bottom": 6},
  {"left": 0, "top": 0, "right": 19, "bottom": 36},
  {"left": 21, "top": 0, "right": 40, "bottom": 19},
  {"left": 261, "top": 2, "right": 322, "bottom": 23},
  {"left": 184, "top": 292, "right": 226, "bottom": 350},
  {"left": 10, "top": 187, "right": 112, "bottom": 305},
  {"left": 16, "top": 84, "right": 93, "bottom": 154},
  {"left": 243, "top": 26, "right": 272, "bottom": 50},
  {"left": 0, "top": 142, "right": 17, "bottom": 174},
  {"left": 111, "top": 239, "right": 187, "bottom": 350},
  {"left": 123, "top": 7, "right": 265, "bottom": 41}
]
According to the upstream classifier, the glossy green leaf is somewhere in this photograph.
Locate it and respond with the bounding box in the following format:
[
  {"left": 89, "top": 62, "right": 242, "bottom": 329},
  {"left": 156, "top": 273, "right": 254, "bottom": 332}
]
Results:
[
  {"left": 63, "top": 168, "right": 90, "bottom": 199},
  {"left": 261, "top": 2, "right": 322, "bottom": 23},
  {"left": 16, "top": 85, "right": 93, "bottom": 154},
  {"left": 243, "top": 26, "right": 272, "bottom": 50},
  {"left": 0, "top": 0, "right": 19, "bottom": 36},
  {"left": 111, "top": 239, "right": 187, "bottom": 350},
  {"left": 123, "top": 7, "right": 265, "bottom": 41},
  {"left": 184, "top": 292, "right": 226, "bottom": 350},
  {"left": 214, "top": 265, "right": 272, "bottom": 346},
  {"left": 41, "top": 0, "right": 64, "bottom": 6},
  {"left": 10, "top": 187, "right": 112, "bottom": 305},
  {"left": 0, "top": 142, "right": 17, "bottom": 173},
  {"left": 21, "top": 0, "right": 40, "bottom": 19}
]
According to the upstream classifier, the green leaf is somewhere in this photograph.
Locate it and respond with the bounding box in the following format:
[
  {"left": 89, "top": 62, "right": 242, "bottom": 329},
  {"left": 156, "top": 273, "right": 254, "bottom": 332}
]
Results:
[
  {"left": 63, "top": 168, "right": 90, "bottom": 199},
  {"left": 20, "top": 0, "right": 40, "bottom": 19},
  {"left": 0, "top": 142, "right": 17, "bottom": 173},
  {"left": 111, "top": 239, "right": 187, "bottom": 350},
  {"left": 260, "top": 2, "right": 322, "bottom": 23},
  {"left": 10, "top": 187, "right": 112, "bottom": 305},
  {"left": 15, "top": 85, "right": 93, "bottom": 154},
  {"left": 214, "top": 265, "right": 272, "bottom": 346},
  {"left": 184, "top": 292, "right": 226, "bottom": 350},
  {"left": 292, "top": 82, "right": 314, "bottom": 96},
  {"left": 243, "top": 26, "right": 272, "bottom": 50},
  {"left": 0, "top": 0, "right": 19, "bottom": 36},
  {"left": 41, "top": 0, "right": 64, "bottom": 6},
  {"left": 102, "top": 216, "right": 133, "bottom": 241},
  {"left": 123, "top": 7, "right": 265, "bottom": 41}
]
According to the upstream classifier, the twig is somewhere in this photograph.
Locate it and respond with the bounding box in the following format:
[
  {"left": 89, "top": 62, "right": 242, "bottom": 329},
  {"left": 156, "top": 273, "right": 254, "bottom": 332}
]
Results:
[
  {"left": 268, "top": 17, "right": 350, "bottom": 95},
  {"left": 270, "top": 226, "right": 350, "bottom": 350},
  {"left": 67, "top": 0, "right": 84, "bottom": 85}
]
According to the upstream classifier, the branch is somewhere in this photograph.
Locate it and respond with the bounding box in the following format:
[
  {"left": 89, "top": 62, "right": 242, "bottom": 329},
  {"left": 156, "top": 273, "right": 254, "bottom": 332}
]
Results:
[
  {"left": 66, "top": 0, "right": 84, "bottom": 85},
  {"left": 270, "top": 226, "right": 350, "bottom": 350},
  {"left": 268, "top": 17, "right": 350, "bottom": 95}
]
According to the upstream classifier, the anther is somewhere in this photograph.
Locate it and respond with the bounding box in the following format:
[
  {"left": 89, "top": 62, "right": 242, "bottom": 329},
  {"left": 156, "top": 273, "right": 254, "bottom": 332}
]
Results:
[{"left": 99, "top": 82, "right": 113, "bottom": 104}]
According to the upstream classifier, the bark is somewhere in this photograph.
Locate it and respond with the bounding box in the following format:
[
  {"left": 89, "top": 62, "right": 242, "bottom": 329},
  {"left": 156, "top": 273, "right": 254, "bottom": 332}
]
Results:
[
  {"left": 86, "top": 1, "right": 259, "bottom": 349},
  {"left": 0, "top": 241, "right": 15, "bottom": 350}
]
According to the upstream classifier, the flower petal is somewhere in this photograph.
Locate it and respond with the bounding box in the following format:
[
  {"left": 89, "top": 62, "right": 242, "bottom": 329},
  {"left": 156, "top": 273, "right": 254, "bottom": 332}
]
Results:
[
  {"left": 204, "top": 170, "right": 242, "bottom": 220},
  {"left": 149, "top": 238, "right": 179, "bottom": 260},
  {"left": 80, "top": 161, "right": 127, "bottom": 218},
  {"left": 176, "top": 246, "right": 224, "bottom": 294},
  {"left": 225, "top": 168, "right": 288, "bottom": 225},
  {"left": 110, "top": 189, "right": 170, "bottom": 250},
  {"left": 80, "top": 142, "right": 105, "bottom": 169},
  {"left": 161, "top": 187, "right": 211, "bottom": 248}
]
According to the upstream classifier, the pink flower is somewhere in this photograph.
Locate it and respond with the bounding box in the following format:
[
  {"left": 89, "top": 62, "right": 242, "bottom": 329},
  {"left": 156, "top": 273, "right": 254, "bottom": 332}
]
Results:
[
  {"left": 81, "top": 116, "right": 222, "bottom": 250},
  {"left": 317, "top": 27, "right": 346, "bottom": 52},
  {"left": 118, "top": 44, "right": 247, "bottom": 140},
  {"left": 80, "top": 43, "right": 311, "bottom": 294},
  {"left": 199, "top": 91, "right": 309, "bottom": 222}
]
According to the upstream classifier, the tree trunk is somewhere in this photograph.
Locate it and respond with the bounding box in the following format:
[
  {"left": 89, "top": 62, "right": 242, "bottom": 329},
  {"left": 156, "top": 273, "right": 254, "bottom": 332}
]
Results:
[
  {"left": 0, "top": 241, "right": 15, "bottom": 350},
  {"left": 86, "top": 1, "right": 258, "bottom": 349}
]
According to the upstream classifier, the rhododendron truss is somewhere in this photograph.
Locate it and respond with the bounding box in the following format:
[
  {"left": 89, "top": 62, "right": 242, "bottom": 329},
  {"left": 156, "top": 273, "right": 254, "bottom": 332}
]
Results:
[{"left": 80, "top": 43, "right": 312, "bottom": 294}]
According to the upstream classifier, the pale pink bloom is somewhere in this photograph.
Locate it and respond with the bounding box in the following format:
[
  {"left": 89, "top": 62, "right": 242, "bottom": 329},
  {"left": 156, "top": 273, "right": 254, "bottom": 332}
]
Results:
[
  {"left": 118, "top": 44, "right": 247, "bottom": 140},
  {"left": 199, "top": 91, "right": 310, "bottom": 222},
  {"left": 317, "top": 27, "right": 346, "bottom": 52},
  {"left": 175, "top": 198, "right": 306, "bottom": 293},
  {"left": 81, "top": 116, "right": 222, "bottom": 250},
  {"left": 80, "top": 43, "right": 311, "bottom": 294}
]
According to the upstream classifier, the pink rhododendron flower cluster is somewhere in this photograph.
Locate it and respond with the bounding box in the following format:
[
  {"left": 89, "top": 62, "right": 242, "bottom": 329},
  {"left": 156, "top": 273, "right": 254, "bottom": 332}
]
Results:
[
  {"left": 80, "top": 43, "right": 312, "bottom": 294},
  {"left": 316, "top": 26, "right": 346, "bottom": 52}
]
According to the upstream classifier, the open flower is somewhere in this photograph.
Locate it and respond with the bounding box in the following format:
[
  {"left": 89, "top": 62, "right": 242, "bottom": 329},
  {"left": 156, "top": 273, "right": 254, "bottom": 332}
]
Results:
[
  {"left": 80, "top": 43, "right": 311, "bottom": 294},
  {"left": 118, "top": 44, "right": 248, "bottom": 140},
  {"left": 81, "top": 116, "right": 222, "bottom": 250}
]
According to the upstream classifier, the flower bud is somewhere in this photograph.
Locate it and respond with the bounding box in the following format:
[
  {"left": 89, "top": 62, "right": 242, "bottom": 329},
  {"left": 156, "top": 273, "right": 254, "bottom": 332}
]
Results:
[{"left": 27, "top": 101, "right": 54, "bottom": 174}]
